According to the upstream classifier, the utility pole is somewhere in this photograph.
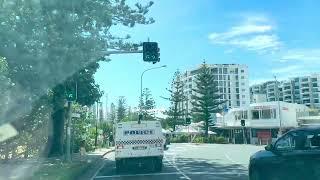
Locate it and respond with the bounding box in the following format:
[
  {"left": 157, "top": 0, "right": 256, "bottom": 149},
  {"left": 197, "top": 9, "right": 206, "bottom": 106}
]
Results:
[
  {"left": 66, "top": 101, "right": 72, "bottom": 162},
  {"left": 274, "top": 76, "right": 282, "bottom": 137},
  {"left": 95, "top": 101, "right": 100, "bottom": 148}
]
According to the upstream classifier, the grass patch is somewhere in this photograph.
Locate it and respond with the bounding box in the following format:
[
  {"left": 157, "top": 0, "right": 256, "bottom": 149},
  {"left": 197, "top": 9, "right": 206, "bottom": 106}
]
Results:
[{"left": 30, "top": 160, "right": 91, "bottom": 180}]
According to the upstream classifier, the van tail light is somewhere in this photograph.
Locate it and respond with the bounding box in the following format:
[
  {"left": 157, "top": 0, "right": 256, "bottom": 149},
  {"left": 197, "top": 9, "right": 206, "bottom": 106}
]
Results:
[{"left": 116, "top": 145, "right": 124, "bottom": 149}]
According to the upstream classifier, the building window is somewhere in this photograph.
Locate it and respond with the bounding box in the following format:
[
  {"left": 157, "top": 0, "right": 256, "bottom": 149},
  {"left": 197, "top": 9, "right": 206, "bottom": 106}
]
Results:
[
  {"left": 188, "top": 78, "right": 192, "bottom": 82},
  {"left": 235, "top": 75, "right": 239, "bottom": 80},
  {"left": 242, "top": 89, "right": 246, "bottom": 92},
  {"left": 223, "top": 68, "right": 227, "bottom": 74},
  {"left": 189, "top": 84, "right": 192, "bottom": 88},
  {"left": 241, "top": 82, "right": 245, "bottom": 86},
  {"left": 313, "top": 83, "right": 318, "bottom": 87},
  {"left": 241, "top": 76, "right": 245, "bottom": 79},
  {"left": 235, "top": 68, "right": 238, "bottom": 74},
  {"left": 219, "top": 75, "right": 222, "bottom": 80},
  {"left": 242, "top": 101, "right": 246, "bottom": 105},
  {"left": 252, "top": 110, "right": 260, "bottom": 120},
  {"left": 236, "top": 82, "right": 239, "bottom": 87},
  {"left": 241, "top": 69, "right": 245, "bottom": 73},
  {"left": 261, "top": 109, "right": 272, "bottom": 119},
  {"left": 242, "top": 95, "right": 245, "bottom": 98},
  {"left": 211, "top": 68, "right": 218, "bottom": 74},
  {"left": 228, "top": 75, "right": 230, "bottom": 80},
  {"left": 236, "top": 88, "right": 239, "bottom": 93},
  {"left": 228, "top": 88, "right": 231, "bottom": 93},
  {"left": 311, "top": 78, "right": 317, "bottom": 82},
  {"left": 237, "top": 101, "right": 240, "bottom": 106},
  {"left": 236, "top": 94, "right": 240, "bottom": 99},
  {"left": 219, "top": 68, "right": 222, "bottom": 74}
]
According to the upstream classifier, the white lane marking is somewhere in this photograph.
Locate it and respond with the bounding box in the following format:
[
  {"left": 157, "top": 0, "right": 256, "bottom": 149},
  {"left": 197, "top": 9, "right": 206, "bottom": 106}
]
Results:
[
  {"left": 165, "top": 152, "right": 191, "bottom": 180},
  {"left": 90, "top": 152, "right": 114, "bottom": 180},
  {"left": 224, "top": 153, "right": 248, "bottom": 168},
  {"left": 94, "top": 171, "right": 247, "bottom": 179}
]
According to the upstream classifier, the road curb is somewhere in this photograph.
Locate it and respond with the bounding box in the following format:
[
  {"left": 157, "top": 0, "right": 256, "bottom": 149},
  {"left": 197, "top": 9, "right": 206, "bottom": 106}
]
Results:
[{"left": 78, "top": 148, "right": 114, "bottom": 180}]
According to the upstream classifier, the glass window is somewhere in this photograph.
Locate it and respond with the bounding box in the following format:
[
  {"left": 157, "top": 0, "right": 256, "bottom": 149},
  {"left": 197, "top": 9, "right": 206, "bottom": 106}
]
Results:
[
  {"left": 242, "top": 111, "right": 248, "bottom": 119},
  {"left": 261, "top": 109, "right": 272, "bottom": 119},
  {"left": 252, "top": 110, "right": 260, "bottom": 120},
  {"left": 235, "top": 75, "right": 239, "bottom": 80},
  {"left": 219, "top": 68, "right": 222, "bottom": 74},
  {"left": 236, "top": 94, "right": 240, "bottom": 99},
  {"left": 242, "top": 101, "right": 246, "bottom": 105},
  {"left": 242, "top": 95, "right": 245, "bottom": 98},
  {"left": 241, "top": 82, "right": 245, "bottom": 86},
  {"left": 188, "top": 78, "right": 192, "bottom": 82},
  {"left": 228, "top": 75, "right": 230, "bottom": 80},
  {"left": 242, "top": 89, "right": 246, "bottom": 92},
  {"left": 236, "top": 88, "right": 239, "bottom": 93},
  {"left": 275, "top": 134, "right": 294, "bottom": 151},
  {"left": 236, "top": 82, "right": 239, "bottom": 86},
  {"left": 236, "top": 101, "right": 240, "bottom": 106},
  {"left": 189, "top": 84, "right": 192, "bottom": 88},
  {"left": 241, "top": 76, "right": 245, "bottom": 79},
  {"left": 212, "top": 68, "right": 218, "bottom": 74},
  {"left": 235, "top": 68, "right": 238, "bottom": 74},
  {"left": 219, "top": 75, "right": 222, "bottom": 80},
  {"left": 223, "top": 68, "right": 227, "bottom": 74}
]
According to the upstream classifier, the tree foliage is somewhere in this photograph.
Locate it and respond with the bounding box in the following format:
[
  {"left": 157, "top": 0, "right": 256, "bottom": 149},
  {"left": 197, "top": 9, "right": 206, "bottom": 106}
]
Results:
[
  {"left": 0, "top": 0, "right": 155, "bottom": 156},
  {"left": 165, "top": 70, "right": 186, "bottom": 131},
  {"left": 117, "top": 96, "right": 127, "bottom": 122},
  {"left": 109, "top": 102, "right": 116, "bottom": 123},
  {"left": 139, "top": 88, "right": 156, "bottom": 120},
  {"left": 191, "top": 62, "right": 224, "bottom": 137}
]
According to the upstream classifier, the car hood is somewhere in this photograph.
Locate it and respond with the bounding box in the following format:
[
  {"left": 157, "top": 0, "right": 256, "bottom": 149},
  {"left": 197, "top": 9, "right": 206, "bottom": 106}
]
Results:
[{"left": 250, "top": 150, "right": 275, "bottom": 160}]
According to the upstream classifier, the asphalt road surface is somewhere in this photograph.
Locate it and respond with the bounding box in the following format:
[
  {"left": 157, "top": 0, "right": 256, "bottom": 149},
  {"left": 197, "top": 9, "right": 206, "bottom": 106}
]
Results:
[{"left": 91, "top": 143, "right": 263, "bottom": 180}]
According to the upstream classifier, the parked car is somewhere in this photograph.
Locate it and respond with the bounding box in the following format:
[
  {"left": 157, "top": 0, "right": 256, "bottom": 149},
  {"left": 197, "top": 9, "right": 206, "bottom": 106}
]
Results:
[{"left": 249, "top": 126, "right": 320, "bottom": 180}]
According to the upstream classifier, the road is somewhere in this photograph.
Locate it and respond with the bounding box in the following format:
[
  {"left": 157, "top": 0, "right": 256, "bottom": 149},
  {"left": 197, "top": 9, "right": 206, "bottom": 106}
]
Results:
[{"left": 91, "top": 143, "right": 264, "bottom": 180}]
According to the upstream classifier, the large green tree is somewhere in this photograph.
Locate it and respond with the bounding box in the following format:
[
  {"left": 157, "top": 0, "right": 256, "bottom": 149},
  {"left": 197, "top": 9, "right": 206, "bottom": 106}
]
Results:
[
  {"left": 139, "top": 88, "right": 156, "bottom": 120},
  {"left": 165, "top": 70, "right": 186, "bottom": 131},
  {"left": 117, "top": 96, "right": 127, "bottom": 122},
  {"left": 191, "top": 62, "right": 224, "bottom": 137},
  {"left": 0, "top": 0, "right": 154, "bottom": 156}
]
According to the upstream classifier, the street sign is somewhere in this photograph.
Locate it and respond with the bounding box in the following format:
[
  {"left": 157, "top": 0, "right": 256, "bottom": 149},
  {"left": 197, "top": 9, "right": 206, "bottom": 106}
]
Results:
[{"left": 72, "top": 113, "right": 81, "bottom": 118}]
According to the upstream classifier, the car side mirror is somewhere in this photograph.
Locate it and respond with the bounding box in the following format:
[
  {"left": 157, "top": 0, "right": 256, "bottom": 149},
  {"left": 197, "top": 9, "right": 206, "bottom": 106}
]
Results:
[{"left": 265, "top": 144, "right": 273, "bottom": 151}]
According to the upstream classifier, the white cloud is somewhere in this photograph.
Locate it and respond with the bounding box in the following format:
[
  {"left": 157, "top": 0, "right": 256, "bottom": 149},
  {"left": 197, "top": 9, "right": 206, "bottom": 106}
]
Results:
[
  {"left": 208, "top": 14, "right": 281, "bottom": 52},
  {"left": 281, "top": 49, "right": 320, "bottom": 62}
]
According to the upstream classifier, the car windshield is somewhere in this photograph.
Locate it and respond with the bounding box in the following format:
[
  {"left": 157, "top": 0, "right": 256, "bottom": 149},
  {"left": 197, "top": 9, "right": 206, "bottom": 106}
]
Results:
[{"left": 1, "top": 1, "right": 320, "bottom": 180}]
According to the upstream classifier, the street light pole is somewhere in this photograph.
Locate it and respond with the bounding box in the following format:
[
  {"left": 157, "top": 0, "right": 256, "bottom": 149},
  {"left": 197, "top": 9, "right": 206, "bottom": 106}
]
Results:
[
  {"left": 139, "top": 65, "right": 167, "bottom": 123},
  {"left": 274, "top": 76, "right": 282, "bottom": 137}
]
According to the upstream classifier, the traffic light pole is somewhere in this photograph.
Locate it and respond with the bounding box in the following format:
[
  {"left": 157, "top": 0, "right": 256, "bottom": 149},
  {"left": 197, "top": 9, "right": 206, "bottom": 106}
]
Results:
[
  {"left": 102, "top": 50, "right": 143, "bottom": 56},
  {"left": 66, "top": 101, "right": 72, "bottom": 162}
]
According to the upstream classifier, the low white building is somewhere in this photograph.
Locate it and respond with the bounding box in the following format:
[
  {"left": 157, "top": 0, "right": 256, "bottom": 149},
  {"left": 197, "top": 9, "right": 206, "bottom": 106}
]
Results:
[{"left": 216, "top": 101, "right": 309, "bottom": 145}]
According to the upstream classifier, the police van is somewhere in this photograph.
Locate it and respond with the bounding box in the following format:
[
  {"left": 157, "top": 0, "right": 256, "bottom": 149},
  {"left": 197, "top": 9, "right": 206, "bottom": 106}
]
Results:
[{"left": 114, "top": 121, "right": 165, "bottom": 172}]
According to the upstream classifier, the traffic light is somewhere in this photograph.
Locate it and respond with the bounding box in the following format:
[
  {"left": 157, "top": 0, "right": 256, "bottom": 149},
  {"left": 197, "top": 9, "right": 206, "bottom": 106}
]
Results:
[
  {"left": 186, "top": 117, "right": 191, "bottom": 125},
  {"left": 241, "top": 119, "right": 245, "bottom": 127},
  {"left": 143, "top": 42, "right": 160, "bottom": 64},
  {"left": 66, "top": 88, "right": 76, "bottom": 101}
]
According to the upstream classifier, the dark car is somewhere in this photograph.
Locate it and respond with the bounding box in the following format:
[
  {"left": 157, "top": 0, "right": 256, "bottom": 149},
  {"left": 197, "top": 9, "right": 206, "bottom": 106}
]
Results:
[{"left": 249, "top": 126, "right": 320, "bottom": 180}]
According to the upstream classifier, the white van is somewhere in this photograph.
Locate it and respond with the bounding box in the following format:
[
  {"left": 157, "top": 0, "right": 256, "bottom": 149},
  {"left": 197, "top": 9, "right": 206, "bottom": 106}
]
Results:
[{"left": 114, "top": 121, "right": 165, "bottom": 172}]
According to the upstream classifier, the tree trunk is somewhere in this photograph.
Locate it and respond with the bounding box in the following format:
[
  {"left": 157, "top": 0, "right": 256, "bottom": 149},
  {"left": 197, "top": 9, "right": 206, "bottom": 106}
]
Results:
[{"left": 47, "top": 107, "right": 65, "bottom": 157}]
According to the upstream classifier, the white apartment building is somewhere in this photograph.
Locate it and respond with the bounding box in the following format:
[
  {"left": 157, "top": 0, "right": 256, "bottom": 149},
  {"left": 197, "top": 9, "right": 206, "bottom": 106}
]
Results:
[
  {"left": 182, "top": 64, "right": 250, "bottom": 115},
  {"left": 216, "top": 101, "right": 309, "bottom": 145},
  {"left": 250, "top": 74, "right": 320, "bottom": 108}
]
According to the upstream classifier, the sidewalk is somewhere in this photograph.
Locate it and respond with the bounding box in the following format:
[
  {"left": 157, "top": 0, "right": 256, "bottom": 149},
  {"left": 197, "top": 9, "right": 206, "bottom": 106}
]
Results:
[{"left": 0, "top": 147, "right": 114, "bottom": 180}]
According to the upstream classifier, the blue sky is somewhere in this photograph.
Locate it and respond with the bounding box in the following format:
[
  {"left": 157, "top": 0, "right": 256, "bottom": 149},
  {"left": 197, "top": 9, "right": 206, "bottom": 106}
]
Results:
[{"left": 95, "top": 0, "right": 320, "bottom": 109}]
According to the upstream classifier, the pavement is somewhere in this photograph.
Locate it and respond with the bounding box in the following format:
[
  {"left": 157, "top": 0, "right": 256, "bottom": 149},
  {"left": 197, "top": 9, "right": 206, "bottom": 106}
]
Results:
[{"left": 91, "top": 143, "right": 264, "bottom": 180}]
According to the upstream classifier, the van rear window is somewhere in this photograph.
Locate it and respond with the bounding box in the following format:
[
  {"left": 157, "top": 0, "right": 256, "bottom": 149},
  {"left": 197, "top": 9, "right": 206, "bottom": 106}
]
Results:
[{"left": 124, "top": 130, "right": 154, "bottom": 135}]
